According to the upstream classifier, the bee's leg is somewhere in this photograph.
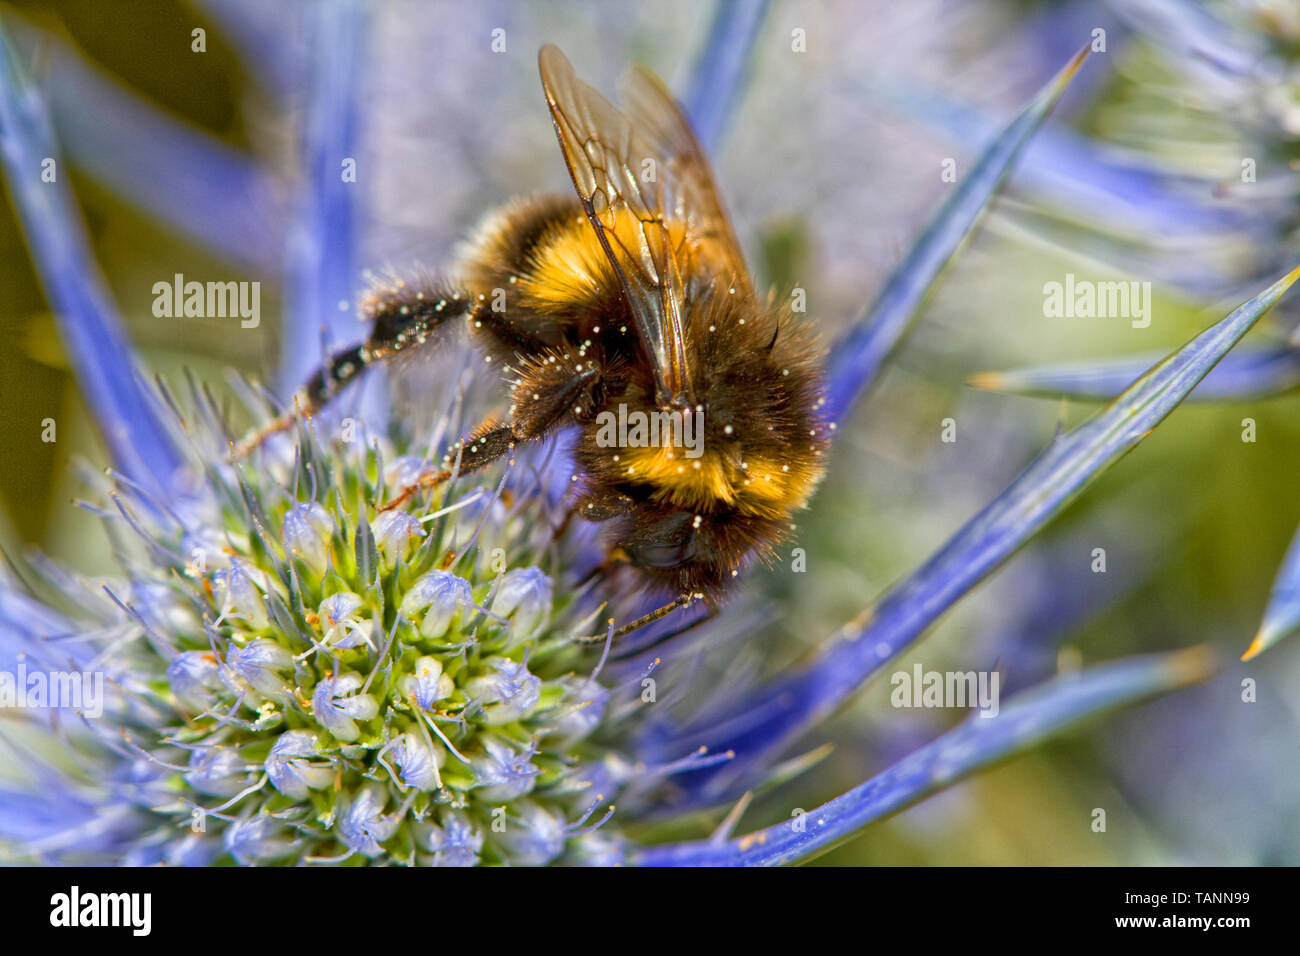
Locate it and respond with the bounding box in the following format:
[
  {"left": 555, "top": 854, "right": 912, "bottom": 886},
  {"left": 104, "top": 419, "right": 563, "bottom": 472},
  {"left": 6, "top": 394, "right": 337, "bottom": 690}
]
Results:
[
  {"left": 378, "top": 419, "right": 515, "bottom": 512},
  {"left": 380, "top": 360, "right": 600, "bottom": 511},
  {"left": 573, "top": 591, "right": 707, "bottom": 645},
  {"left": 231, "top": 343, "right": 371, "bottom": 457},
  {"left": 231, "top": 279, "right": 473, "bottom": 458},
  {"left": 556, "top": 486, "right": 637, "bottom": 544},
  {"left": 609, "top": 603, "right": 719, "bottom": 660}
]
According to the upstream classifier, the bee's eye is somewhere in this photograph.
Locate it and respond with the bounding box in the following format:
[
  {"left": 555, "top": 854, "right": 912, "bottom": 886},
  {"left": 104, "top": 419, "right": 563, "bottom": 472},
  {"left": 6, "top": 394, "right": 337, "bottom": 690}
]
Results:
[
  {"left": 626, "top": 513, "right": 698, "bottom": 568},
  {"left": 629, "top": 538, "right": 695, "bottom": 569}
]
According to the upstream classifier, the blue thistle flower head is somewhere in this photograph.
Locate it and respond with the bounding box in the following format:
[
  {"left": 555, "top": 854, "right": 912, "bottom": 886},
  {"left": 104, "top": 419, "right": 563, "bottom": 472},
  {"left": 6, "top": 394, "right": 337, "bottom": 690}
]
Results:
[{"left": 1, "top": 394, "right": 654, "bottom": 865}]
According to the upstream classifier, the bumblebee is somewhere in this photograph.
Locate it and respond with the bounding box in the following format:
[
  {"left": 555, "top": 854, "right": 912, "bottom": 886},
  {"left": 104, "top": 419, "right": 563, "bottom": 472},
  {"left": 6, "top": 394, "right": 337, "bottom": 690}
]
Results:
[{"left": 237, "top": 45, "right": 829, "bottom": 639}]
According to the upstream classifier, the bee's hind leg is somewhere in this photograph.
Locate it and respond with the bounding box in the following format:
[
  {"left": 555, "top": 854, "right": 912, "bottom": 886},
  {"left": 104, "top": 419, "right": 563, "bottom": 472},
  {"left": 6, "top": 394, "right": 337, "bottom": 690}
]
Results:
[{"left": 381, "top": 357, "right": 601, "bottom": 511}]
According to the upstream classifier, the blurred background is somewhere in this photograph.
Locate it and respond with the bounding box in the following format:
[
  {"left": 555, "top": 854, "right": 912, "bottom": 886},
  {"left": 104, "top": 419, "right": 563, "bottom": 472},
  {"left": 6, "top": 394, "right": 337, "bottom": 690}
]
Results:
[{"left": 2, "top": 0, "right": 1299, "bottom": 863}]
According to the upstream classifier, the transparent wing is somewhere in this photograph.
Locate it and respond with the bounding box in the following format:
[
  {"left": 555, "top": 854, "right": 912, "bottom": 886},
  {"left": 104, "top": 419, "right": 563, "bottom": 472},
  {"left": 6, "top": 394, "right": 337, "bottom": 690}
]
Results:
[
  {"left": 619, "top": 63, "right": 750, "bottom": 291},
  {"left": 539, "top": 44, "right": 751, "bottom": 405}
]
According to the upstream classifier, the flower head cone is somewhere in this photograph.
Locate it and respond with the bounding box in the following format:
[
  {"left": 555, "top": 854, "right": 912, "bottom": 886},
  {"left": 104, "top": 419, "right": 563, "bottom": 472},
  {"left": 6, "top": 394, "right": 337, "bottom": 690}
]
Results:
[{"left": 0, "top": 386, "right": 657, "bottom": 866}]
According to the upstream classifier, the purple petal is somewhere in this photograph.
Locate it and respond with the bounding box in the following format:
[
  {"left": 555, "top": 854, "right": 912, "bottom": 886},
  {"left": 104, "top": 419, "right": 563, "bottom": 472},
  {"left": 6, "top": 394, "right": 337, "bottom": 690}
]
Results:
[
  {"left": 633, "top": 648, "right": 1213, "bottom": 865},
  {"left": 0, "top": 26, "right": 182, "bottom": 489},
  {"left": 7, "top": 18, "right": 285, "bottom": 269},
  {"left": 681, "top": 0, "right": 770, "bottom": 153},
  {"left": 825, "top": 45, "right": 1091, "bottom": 422},
  {"left": 278, "top": 0, "right": 367, "bottom": 393}
]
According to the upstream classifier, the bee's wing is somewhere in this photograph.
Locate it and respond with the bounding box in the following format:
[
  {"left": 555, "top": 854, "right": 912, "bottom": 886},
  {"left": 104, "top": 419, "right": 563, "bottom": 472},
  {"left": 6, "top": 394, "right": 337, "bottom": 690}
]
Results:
[
  {"left": 618, "top": 63, "right": 751, "bottom": 294},
  {"left": 539, "top": 44, "right": 750, "bottom": 405}
]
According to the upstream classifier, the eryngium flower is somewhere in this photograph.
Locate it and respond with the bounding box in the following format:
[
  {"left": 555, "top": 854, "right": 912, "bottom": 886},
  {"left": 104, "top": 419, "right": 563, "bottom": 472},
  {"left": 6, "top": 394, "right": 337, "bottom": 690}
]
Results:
[{"left": 0, "top": 398, "right": 652, "bottom": 866}]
